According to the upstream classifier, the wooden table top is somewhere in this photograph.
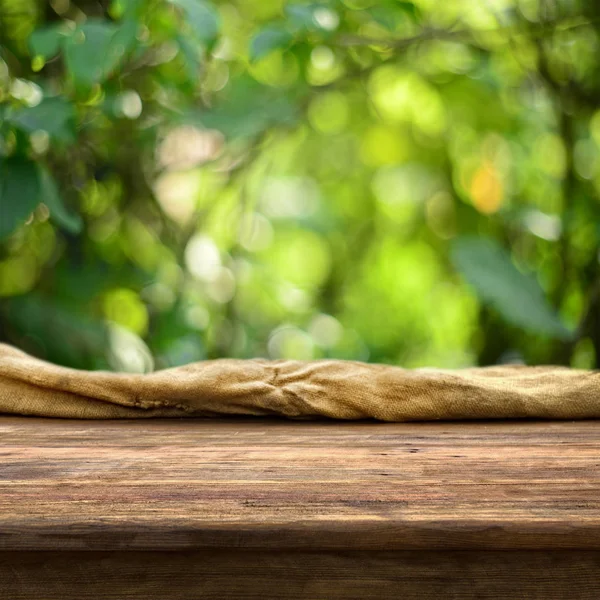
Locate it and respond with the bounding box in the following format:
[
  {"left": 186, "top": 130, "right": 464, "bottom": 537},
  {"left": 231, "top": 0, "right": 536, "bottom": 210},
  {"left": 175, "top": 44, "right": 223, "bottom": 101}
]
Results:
[{"left": 0, "top": 417, "right": 599, "bottom": 552}]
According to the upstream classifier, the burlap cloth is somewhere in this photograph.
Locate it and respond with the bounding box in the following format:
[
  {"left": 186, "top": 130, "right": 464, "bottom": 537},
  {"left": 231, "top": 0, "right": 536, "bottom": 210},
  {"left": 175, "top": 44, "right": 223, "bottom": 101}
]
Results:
[{"left": 0, "top": 342, "right": 598, "bottom": 420}]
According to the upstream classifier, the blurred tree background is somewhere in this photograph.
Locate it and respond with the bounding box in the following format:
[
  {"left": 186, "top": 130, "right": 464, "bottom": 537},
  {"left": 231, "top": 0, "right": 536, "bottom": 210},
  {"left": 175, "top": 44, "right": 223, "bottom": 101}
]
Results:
[{"left": 0, "top": 0, "right": 599, "bottom": 373}]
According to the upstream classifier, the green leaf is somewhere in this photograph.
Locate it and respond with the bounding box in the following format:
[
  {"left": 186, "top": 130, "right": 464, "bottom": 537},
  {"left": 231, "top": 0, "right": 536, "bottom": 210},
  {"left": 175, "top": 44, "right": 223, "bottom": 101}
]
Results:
[
  {"left": 451, "top": 236, "right": 571, "bottom": 340},
  {"left": 285, "top": 4, "right": 318, "bottom": 33},
  {"left": 29, "top": 24, "right": 65, "bottom": 59},
  {"left": 185, "top": 76, "right": 297, "bottom": 139},
  {"left": 0, "top": 157, "right": 42, "bottom": 239},
  {"left": 39, "top": 167, "right": 82, "bottom": 234},
  {"left": 249, "top": 26, "right": 293, "bottom": 62},
  {"left": 170, "top": 0, "right": 220, "bottom": 45},
  {"left": 109, "top": 0, "right": 145, "bottom": 20},
  {"left": 104, "top": 17, "right": 140, "bottom": 74},
  {"left": 176, "top": 33, "right": 203, "bottom": 80},
  {"left": 368, "top": 6, "right": 403, "bottom": 30},
  {"left": 396, "top": 1, "right": 421, "bottom": 22},
  {"left": 6, "top": 294, "right": 109, "bottom": 370},
  {"left": 64, "top": 21, "right": 118, "bottom": 88},
  {"left": 31, "top": 18, "right": 137, "bottom": 85},
  {"left": 9, "top": 97, "right": 75, "bottom": 143},
  {"left": 367, "top": 1, "right": 421, "bottom": 30},
  {"left": 282, "top": 4, "right": 339, "bottom": 37}
]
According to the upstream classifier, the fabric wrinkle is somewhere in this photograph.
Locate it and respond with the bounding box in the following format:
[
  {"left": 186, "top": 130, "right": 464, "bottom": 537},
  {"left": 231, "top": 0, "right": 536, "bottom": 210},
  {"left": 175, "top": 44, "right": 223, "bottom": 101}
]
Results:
[{"left": 1, "top": 343, "right": 599, "bottom": 421}]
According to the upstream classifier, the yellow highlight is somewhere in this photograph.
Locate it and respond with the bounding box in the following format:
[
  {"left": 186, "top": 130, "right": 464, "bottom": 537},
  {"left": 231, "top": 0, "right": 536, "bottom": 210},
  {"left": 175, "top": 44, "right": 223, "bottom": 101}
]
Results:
[{"left": 470, "top": 161, "right": 503, "bottom": 214}]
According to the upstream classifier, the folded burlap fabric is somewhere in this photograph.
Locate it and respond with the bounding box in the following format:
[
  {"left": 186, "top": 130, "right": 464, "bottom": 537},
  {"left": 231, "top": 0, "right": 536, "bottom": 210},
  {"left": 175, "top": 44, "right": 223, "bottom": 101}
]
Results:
[{"left": 0, "top": 342, "right": 598, "bottom": 420}]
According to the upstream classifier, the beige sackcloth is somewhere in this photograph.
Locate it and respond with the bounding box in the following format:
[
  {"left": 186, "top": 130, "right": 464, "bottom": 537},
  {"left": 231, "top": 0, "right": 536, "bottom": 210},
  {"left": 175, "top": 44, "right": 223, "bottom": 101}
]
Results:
[{"left": 0, "top": 342, "right": 599, "bottom": 420}]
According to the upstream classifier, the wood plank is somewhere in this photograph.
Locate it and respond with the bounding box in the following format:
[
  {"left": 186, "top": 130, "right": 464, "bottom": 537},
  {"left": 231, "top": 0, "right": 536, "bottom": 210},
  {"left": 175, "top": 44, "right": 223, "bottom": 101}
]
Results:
[
  {"left": 2, "top": 549, "right": 600, "bottom": 599},
  {"left": 0, "top": 417, "right": 599, "bottom": 551}
]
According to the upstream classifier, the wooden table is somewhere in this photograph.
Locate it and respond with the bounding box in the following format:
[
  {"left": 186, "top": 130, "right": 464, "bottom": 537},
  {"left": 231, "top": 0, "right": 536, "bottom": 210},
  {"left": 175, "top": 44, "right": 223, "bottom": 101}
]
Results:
[{"left": 1, "top": 417, "right": 599, "bottom": 599}]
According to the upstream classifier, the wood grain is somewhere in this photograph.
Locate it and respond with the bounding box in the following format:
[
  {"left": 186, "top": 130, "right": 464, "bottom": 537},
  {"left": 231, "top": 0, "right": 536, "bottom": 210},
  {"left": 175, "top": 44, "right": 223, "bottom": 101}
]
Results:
[
  {"left": 2, "top": 550, "right": 600, "bottom": 599},
  {"left": 1, "top": 417, "right": 599, "bottom": 552}
]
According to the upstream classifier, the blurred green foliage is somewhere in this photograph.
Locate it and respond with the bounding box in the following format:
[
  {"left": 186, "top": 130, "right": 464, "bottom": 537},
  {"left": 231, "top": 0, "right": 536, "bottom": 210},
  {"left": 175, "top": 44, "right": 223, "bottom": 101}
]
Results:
[{"left": 1, "top": 0, "right": 599, "bottom": 372}]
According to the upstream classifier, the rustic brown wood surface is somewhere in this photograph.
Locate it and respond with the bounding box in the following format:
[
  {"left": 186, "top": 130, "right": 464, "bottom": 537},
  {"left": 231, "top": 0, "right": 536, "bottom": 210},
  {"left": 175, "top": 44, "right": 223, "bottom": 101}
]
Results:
[
  {"left": 2, "top": 549, "right": 600, "bottom": 599},
  {"left": 0, "top": 416, "right": 599, "bottom": 552},
  {"left": 1, "top": 416, "right": 600, "bottom": 598}
]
